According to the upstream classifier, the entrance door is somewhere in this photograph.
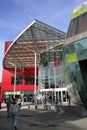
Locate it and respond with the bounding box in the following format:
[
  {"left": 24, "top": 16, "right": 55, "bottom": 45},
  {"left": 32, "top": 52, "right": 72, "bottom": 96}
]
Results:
[{"left": 79, "top": 59, "right": 87, "bottom": 94}]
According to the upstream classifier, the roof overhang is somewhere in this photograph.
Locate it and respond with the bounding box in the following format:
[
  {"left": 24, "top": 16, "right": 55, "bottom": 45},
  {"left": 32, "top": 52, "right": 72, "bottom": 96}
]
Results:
[{"left": 3, "top": 19, "right": 66, "bottom": 70}]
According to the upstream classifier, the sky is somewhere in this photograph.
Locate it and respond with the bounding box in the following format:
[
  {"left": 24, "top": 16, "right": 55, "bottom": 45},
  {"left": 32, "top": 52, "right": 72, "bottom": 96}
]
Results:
[{"left": 0, "top": 0, "right": 87, "bottom": 82}]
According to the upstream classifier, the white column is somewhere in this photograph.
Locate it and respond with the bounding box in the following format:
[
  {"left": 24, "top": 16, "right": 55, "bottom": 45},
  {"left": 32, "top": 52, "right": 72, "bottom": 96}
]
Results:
[
  {"left": 48, "top": 66, "right": 50, "bottom": 90},
  {"left": 34, "top": 51, "right": 37, "bottom": 102},
  {"left": 14, "top": 66, "right": 16, "bottom": 98},
  {"left": 54, "top": 66, "right": 56, "bottom": 101}
]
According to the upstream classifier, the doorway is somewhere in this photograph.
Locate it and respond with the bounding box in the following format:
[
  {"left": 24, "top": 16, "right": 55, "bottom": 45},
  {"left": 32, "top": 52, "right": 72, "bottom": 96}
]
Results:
[{"left": 79, "top": 59, "right": 87, "bottom": 93}]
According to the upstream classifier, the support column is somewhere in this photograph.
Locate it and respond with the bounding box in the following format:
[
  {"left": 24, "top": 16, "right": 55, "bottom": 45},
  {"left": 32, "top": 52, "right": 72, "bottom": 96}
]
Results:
[
  {"left": 14, "top": 66, "right": 16, "bottom": 98},
  {"left": 34, "top": 51, "right": 37, "bottom": 104}
]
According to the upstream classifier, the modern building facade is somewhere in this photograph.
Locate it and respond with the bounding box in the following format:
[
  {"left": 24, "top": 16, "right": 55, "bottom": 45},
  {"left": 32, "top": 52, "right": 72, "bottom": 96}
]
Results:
[
  {"left": 2, "top": 1, "right": 87, "bottom": 106},
  {"left": 2, "top": 41, "right": 38, "bottom": 101},
  {"left": 2, "top": 20, "right": 67, "bottom": 102},
  {"left": 38, "top": 43, "right": 68, "bottom": 103},
  {"left": 62, "top": 1, "right": 87, "bottom": 107}
]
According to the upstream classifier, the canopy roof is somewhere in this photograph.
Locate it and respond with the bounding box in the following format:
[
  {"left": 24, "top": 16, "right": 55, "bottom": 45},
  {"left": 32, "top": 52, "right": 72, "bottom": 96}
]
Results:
[{"left": 3, "top": 19, "right": 66, "bottom": 69}]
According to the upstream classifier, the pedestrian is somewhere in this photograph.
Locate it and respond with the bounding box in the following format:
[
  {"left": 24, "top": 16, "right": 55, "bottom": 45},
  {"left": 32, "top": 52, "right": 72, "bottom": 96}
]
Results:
[
  {"left": 67, "top": 93, "right": 71, "bottom": 106},
  {"left": 0, "top": 97, "right": 2, "bottom": 109},
  {"left": 10, "top": 98, "right": 20, "bottom": 130},
  {"left": 17, "top": 98, "right": 22, "bottom": 107},
  {"left": 6, "top": 96, "right": 11, "bottom": 117}
]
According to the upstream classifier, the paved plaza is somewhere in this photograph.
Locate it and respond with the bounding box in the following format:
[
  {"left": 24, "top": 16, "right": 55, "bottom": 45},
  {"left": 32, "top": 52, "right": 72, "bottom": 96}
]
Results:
[{"left": 0, "top": 103, "right": 87, "bottom": 130}]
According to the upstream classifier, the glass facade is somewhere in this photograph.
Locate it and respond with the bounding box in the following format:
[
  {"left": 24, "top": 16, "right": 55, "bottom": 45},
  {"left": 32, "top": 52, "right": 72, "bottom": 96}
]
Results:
[
  {"left": 67, "top": 11, "right": 87, "bottom": 38},
  {"left": 3, "top": 3, "right": 87, "bottom": 105},
  {"left": 63, "top": 2, "right": 87, "bottom": 106},
  {"left": 25, "top": 76, "right": 38, "bottom": 85},
  {"left": 63, "top": 38, "right": 87, "bottom": 105},
  {"left": 11, "top": 76, "right": 23, "bottom": 85},
  {"left": 38, "top": 45, "right": 65, "bottom": 90},
  {"left": 3, "top": 20, "right": 66, "bottom": 101}
]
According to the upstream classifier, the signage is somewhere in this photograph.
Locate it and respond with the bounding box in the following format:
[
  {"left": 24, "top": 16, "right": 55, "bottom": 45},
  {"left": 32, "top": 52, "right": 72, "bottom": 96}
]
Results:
[{"left": 54, "top": 57, "right": 60, "bottom": 66}]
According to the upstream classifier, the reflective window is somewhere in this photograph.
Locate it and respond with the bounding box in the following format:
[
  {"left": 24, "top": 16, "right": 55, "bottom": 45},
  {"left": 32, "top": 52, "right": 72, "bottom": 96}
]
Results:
[
  {"left": 77, "top": 12, "right": 87, "bottom": 34},
  {"left": 25, "top": 76, "right": 38, "bottom": 85},
  {"left": 75, "top": 38, "right": 87, "bottom": 60},
  {"left": 67, "top": 19, "right": 77, "bottom": 38},
  {"left": 67, "top": 12, "right": 87, "bottom": 38},
  {"left": 11, "top": 76, "right": 22, "bottom": 85}
]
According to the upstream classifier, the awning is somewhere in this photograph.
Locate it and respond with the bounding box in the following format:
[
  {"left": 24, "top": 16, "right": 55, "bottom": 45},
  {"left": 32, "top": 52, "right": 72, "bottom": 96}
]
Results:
[{"left": 3, "top": 19, "right": 66, "bottom": 70}]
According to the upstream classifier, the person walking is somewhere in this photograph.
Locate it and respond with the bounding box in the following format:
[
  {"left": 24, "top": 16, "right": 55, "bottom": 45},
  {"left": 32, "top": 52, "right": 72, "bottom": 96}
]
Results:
[
  {"left": 10, "top": 98, "right": 20, "bottom": 130},
  {"left": 67, "top": 93, "right": 71, "bottom": 106},
  {"left": 6, "top": 96, "right": 11, "bottom": 117},
  {"left": 17, "top": 98, "right": 22, "bottom": 107},
  {"left": 0, "top": 96, "right": 2, "bottom": 109}
]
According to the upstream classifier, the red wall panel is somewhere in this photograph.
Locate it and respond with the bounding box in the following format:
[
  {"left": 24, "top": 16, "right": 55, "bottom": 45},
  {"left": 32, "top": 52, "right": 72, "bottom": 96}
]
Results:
[
  {"left": 2, "top": 41, "right": 38, "bottom": 94},
  {"left": 2, "top": 67, "right": 38, "bottom": 92},
  {"left": 4, "top": 41, "right": 12, "bottom": 53}
]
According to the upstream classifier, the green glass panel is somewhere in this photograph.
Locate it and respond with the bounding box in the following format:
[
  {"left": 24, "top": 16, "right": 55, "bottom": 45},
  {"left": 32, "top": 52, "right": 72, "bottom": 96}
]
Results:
[
  {"left": 75, "top": 38, "right": 87, "bottom": 61},
  {"left": 49, "top": 52, "right": 54, "bottom": 61}
]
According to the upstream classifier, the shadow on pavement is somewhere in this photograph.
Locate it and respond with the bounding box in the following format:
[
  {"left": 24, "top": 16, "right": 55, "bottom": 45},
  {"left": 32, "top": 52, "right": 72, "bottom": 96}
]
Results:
[{"left": 0, "top": 107, "right": 87, "bottom": 130}]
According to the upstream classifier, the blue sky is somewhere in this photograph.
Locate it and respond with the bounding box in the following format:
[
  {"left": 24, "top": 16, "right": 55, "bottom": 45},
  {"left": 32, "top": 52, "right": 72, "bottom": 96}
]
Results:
[{"left": 0, "top": 0, "right": 87, "bottom": 82}]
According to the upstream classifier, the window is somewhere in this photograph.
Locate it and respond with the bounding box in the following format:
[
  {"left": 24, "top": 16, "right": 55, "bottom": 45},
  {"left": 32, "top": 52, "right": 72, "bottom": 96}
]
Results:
[
  {"left": 25, "top": 76, "right": 38, "bottom": 85},
  {"left": 67, "top": 12, "right": 87, "bottom": 38},
  {"left": 67, "top": 18, "right": 77, "bottom": 38},
  {"left": 11, "top": 76, "right": 22, "bottom": 85},
  {"left": 77, "top": 12, "right": 87, "bottom": 34}
]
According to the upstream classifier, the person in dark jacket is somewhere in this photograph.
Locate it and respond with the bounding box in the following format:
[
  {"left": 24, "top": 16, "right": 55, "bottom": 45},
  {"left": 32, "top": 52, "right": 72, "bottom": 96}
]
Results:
[
  {"left": 0, "top": 97, "right": 2, "bottom": 109},
  {"left": 6, "top": 97, "right": 11, "bottom": 117}
]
